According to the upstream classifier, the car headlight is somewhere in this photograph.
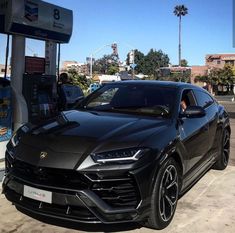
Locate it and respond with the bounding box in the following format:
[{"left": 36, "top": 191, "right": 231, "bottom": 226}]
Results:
[
  {"left": 10, "top": 132, "right": 20, "bottom": 147},
  {"left": 91, "top": 148, "right": 149, "bottom": 164},
  {"left": 10, "top": 124, "right": 31, "bottom": 148}
]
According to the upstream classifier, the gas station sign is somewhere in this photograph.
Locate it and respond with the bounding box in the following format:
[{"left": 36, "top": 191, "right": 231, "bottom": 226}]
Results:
[{"left": 1, "top": 0, "right": 73, "bottom": 43}]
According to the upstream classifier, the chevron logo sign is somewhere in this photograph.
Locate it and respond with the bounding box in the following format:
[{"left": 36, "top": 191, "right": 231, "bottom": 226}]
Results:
[{"left": 24, "top": 1, "right": 38, "bottom": 22}]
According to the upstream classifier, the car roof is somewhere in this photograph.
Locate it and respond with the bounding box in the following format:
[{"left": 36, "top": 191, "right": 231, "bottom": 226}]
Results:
[{"left": 105, "top": 80, "right": 203, "bottom": 90}]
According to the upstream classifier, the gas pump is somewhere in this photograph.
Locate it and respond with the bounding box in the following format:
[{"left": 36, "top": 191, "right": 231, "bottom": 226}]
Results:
[
  {"left": 22, "top": 74, "right": 57, "bottom": 123},
  {"left": 0, "top": 0, "right": 73, "bottom": 127},
  {"left": 0, "top": 0, "right": 73, "bottom": 158},
  {"left": 22, "top": 55, "right": 58, "bottom": 123}
]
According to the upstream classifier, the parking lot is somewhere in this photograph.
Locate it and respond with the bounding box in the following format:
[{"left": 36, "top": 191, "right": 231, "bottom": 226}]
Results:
[{"left": 0, "top": 103, "right": 235, "bottom": 233}]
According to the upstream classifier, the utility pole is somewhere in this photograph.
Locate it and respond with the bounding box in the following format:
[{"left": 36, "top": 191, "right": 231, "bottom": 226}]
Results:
[
  {"left": 179, "top": 15, "right": 181, "bottom": 67},
  {"left": 90, "top": 53, "right": 93, "bottom": 79},
  {"left": 129, "top": 49, "right": 135, "bottom": 79}
]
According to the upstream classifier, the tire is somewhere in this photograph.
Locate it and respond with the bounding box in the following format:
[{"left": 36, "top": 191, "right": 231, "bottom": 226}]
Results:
[
  {"left": 213, "top": 129, "right": 230, "bottom": 170},
  {"left": 146, "top": 158, "right": 179, "bottom": 229}
]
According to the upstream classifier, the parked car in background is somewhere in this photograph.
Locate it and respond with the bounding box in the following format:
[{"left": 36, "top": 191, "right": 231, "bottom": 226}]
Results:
[
  {"left": 3, "top": 81, "right": 230, "bottom": 230},
  {"left": 88, "top": 82, "right": 101, "bottom": 93}
]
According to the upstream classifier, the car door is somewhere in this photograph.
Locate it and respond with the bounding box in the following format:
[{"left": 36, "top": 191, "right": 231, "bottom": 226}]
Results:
[
  {"left": 192, "top": 89, "right": 219, "bottom": 157},
  {"left": 178, "top": 89, "right": 210, "bottom": 174}
]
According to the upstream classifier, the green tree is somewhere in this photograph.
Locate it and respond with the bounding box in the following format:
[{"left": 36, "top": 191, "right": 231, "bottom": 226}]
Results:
[
  {"left": 195, "top": 65, "right": 235, "bottom": 94},
  {"left": 125, "top": 49, "right": 170, "bottom": 77},
  {"left": 142, "top": 49, "right": 170, "bottom": 78},
  {"left": 67, "top": 68, "right": 90, "bottom": 92},
  {"left": 220, "top": 64, "right": 235, "bottom": 84},
  {"left": 180, "top": 59, "right": 188, "bottom": 67},
  {"left": 174, "top": 5, "right": 188, "bottom": 66},
  {"left": 194, "top": 75, "right": 210, "bottom": 83},
  {"left": 208, "top": 65, "right": 235, "bottom": 85},
  {"left": 107, "top": 65, "right": 119, "bottom": 75},
  {"left": 93, "top": 54, "right": 119, "bottom": 74},
  {"left": 171, "top": 71, "right": 190, "bottom": 82}
]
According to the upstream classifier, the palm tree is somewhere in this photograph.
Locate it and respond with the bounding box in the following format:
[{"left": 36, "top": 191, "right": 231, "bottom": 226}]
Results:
[{"left": 174, "top": 5, "right": 188, "bottom": 67}]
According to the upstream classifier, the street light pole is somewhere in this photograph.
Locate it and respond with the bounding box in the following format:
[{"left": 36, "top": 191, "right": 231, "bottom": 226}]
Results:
[
  {"left": 90, "top": 53, "right": 93, "bottom": 79},
  {"left": 132, "top": 49, "right": 135, "bottom": 79},
  {"left": 90, "top": 43, "right": 113, "bottom": 79}
]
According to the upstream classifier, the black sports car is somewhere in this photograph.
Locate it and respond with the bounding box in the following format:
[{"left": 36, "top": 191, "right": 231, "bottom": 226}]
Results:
[{"left": 2, "top": 81, "right": 230, "bottom": 230}]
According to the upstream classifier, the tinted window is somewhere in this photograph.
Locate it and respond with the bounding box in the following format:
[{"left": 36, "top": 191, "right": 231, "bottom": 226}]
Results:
[
  {"left": 181, "top": 90, "right": 196, "bottom": 107},
  {"left": 87, "top": 87, "right": 119, "bottom": 107},
  {"left": 80, "top": 84, "right": 177, "bottom": 118},
  {"left": 193, "top": 90, "right": 214, "bottom": 108}
]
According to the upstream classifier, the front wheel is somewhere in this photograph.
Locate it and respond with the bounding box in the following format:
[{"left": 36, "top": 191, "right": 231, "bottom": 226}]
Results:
[
  {"left": 146, "top": 158, "right": 179, "bottom": 229},
  {"left": 213, "top": 129, "right": 230, "bottom": 170}
]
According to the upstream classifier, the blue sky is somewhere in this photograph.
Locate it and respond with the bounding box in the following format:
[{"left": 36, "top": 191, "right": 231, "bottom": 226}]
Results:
[{"left": 0, "top": 0, "right": 234, "bottom": 66}]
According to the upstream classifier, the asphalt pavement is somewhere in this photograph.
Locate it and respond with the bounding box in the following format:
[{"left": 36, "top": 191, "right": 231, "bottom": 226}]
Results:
[{"left": 0, "top": 170, "right": 4, "bottom": 182}]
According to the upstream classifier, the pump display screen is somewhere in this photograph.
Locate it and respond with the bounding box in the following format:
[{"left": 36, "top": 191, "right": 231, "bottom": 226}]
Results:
[{"left": 25, "top": 56, "right": 45, "bottom": 74}]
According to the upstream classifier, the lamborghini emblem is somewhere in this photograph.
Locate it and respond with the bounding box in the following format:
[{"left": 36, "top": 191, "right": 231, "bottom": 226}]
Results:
[{"left": 40, "top": 151, "right": 48, "bottom": 159}]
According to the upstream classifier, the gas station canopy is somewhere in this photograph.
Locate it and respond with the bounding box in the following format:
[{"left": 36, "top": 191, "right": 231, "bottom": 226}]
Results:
[{"left": 0, "top": 0, "right": 73, "bottom": 43}]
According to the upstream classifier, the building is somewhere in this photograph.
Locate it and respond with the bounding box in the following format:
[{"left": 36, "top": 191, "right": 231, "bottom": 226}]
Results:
[
  {"left": 118, "top": 61, "right": 127, "bottom": 72},
  {"left": 0, "top": 64, "right": 11, "bottom": 78},
  {"left": 205, "top": 54, "right": 235, "bottom": 69},
  {"left": 191, "top": 66, "right": 208, "bottom": 84},
  {"left": 191, "top": 54, "right": 235, "bottom": 85},
  {"left": 98, "top": 74, "right": 121, "bottom": 83},
  {"left": 61, "top": 61, "right": 89, "bottom": 75}
]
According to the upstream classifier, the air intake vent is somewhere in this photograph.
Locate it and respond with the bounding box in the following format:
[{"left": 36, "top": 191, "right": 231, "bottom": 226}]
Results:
[{"left": 87, "top": 173, "right": 140, "bottom": 208}]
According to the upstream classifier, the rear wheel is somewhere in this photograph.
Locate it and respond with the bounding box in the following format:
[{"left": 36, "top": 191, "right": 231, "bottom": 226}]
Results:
[
  {"left": 213, "top": 129, "right": 230, "bottom": 170},
  {"left": 146, "top": 158, "right": 179, "bottom": 229}
]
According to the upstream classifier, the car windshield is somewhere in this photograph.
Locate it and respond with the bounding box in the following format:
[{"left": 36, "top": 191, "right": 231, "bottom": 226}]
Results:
[{"left": 78, "top": 83, "right": 177, "bottom": 118}]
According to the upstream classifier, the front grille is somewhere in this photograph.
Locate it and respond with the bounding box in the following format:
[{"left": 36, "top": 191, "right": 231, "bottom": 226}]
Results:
[
  {"left": 87, "top": 173, "right": 141, "bottom": 209},
  {"left": 10, "top": 160, "right": 140, "bottom": 209},
  {"left": 12, "top": 160, "right": 90, "bottom": 190}
]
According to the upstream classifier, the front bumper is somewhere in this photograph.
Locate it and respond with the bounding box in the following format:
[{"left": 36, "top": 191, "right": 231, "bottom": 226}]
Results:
[
  {"left": 3, "top": 176, "right": 138, "bottom": 224},
  {"left": 2, "top": 152, "right": 157, "bottom": 224}
]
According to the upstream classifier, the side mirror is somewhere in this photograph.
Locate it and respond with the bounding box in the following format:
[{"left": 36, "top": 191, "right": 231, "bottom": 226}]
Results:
[{"left": 180, "top": 106, "right": 206, "bottom": 118}]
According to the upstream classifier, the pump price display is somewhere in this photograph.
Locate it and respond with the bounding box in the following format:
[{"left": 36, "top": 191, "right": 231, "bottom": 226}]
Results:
[
  {"left": 25, "top": 56, "right": 45, "bottom": 74},
  {"left": 4, "top": 0, "right": 73, "bottom": 43}
]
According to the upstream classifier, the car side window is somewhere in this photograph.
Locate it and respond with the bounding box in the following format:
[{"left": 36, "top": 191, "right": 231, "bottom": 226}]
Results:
[
  {"left": 180, "top": 89, "right": 196, "bottom": 111},
  {"left": 193, "top": 90, "right": 214, "bottom": 109}
]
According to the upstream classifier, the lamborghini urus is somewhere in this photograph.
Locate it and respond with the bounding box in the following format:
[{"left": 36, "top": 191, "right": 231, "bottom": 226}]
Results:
[{"left": 3, "top": 81, "right": 230, "bottom": 229}]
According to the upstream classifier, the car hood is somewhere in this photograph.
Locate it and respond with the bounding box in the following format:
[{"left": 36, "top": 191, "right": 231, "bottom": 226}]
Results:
[{"left": 16, "top": 110, "right": 170, "bottom": 169}]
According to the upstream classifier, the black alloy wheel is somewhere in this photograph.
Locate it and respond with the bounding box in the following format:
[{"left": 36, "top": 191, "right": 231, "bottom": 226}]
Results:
[
  {"left": 146, "top": 158, "right": 179, "bottom": 229},
  {"left": 159, "top": 164, "right": 178, "bottom": 222},
  {"left": 213, "top": 129, "right": 230, "bottom": 170}
]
